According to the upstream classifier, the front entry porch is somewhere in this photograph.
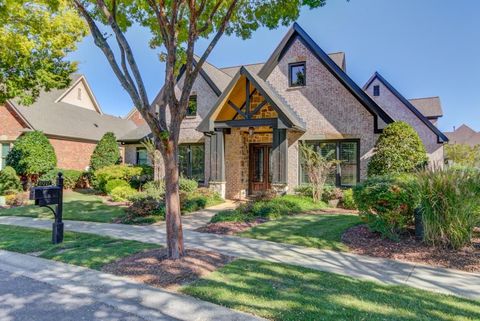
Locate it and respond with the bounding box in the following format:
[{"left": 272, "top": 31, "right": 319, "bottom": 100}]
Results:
[{"left": 198, "top": 66, "right": 305, "bottom": 199}]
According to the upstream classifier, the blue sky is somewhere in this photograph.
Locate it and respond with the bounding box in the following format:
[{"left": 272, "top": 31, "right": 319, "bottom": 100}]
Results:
[{"left": 68, "top": 0, "right": 480, "bottom": 132}]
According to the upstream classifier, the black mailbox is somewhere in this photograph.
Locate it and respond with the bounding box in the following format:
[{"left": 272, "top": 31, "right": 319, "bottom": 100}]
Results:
[
  {"left": 29, "top": 186, "right": 61, "bottom": 206},
  {"left": 29, "top": 173, "right": 64, "bottom": 244}
]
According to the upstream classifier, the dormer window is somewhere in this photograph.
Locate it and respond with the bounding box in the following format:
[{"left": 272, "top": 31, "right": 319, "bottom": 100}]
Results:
[
  {"left": 373, "top": 85, "right": 380, "bottom": 96},
  {"left": 77, "top": 88, "right": 82, "bottom": 100},
  {"left": 187, "top": 95, "right": 197, "bottom": 117},
  {"left": 289, "top": 62, "right": 306, "bottom": 87}
]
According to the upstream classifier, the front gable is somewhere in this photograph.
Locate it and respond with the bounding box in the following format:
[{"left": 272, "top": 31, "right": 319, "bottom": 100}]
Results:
[
  {"left": 56, "top": 76, "right": 102, "bottom": 114},
  {"left": 363, "top": 72, "right": 448, "bottom": 145}
]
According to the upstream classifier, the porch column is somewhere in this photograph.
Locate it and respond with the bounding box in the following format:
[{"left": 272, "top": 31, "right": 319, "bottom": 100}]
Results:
[
  {"left": 209, "top": 129, "right": 226, "bottom": 198},
  {"left": 271, "top": 128, "right": 288, "bottom": 194}
]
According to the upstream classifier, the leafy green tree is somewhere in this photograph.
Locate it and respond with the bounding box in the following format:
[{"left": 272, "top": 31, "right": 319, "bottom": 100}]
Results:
[
  {"left": 0, "top": 0, "right": 87, "bottom": 105},
  {"left": 73, "top": 0, "right": 327, "bottom": 259},
  {"left": 90, "top": 132, "right": 121, "bottom": 171},
  {"left": 368, "top": 121, "right": 428, "bottom": 176},
  {"left": 445, "top": 143, "right": 480, "bottom": 167},
  {"left": 6, "top": 131, "right": 57, "bottom": 181}
]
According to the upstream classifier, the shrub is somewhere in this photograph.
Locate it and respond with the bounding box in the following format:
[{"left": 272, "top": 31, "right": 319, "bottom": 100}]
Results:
[
  {"left": 321, "top": 186, "right": 343, "bottom": 203},
  {"left": 294, "top": 184, "right": 313, "bottom": 197},
  {"left": 415, "top": 169, "right": 480, "bottom": 249},
  {"left": 126, "top": 195, "right": 165, "bottom": 217},
  {"left": 211, "top": 195, "right": 326, "bottom": 223},
  {"left": 341, "top": 188, "right": 357, "bottom": 210},
  {"left": 89, "top": 132, "right": 121, "bottom": 172},
  {"left": 142, "top": 180, "right": 165, "bottom": 199},
  {"left": 105, "top": 179, "right": 130, "bottom": 195},
  {"left": 5, "top": 192, "right": 26, "bottom": 207},
  {"left": 41, "top": 168, "right": 84, "bottom": 189},
  {"left": 109, "top": 185, "right": 138, "bottom": 202},
  {"left": 353, "top": 174, "right": 418, "bottom": 240},
  {"left": 179, "top": 177, "right": 198, "bottom": 193},
  {"left": 0, "top": 166, "right": 22, "bottom": 195},
  {"left": 368, "top": 121, "right": 428, "bottom": 176},
  {"left": 93, "top": 165, "right": 146, "bottom": 192},
  {"left": 6, "top": 131, "right": 56, "bottom": 179}
]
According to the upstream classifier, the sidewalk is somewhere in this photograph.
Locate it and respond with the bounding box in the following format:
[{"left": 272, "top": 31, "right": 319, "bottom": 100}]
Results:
[
  {"left": 1, "top": 215, "right": 479, "bottom": 300},
  {"left": 0, "top": 250, "right": 264, "bottom": 321}
]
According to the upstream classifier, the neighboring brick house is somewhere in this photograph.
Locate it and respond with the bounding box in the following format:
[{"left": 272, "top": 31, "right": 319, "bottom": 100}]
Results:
[
  {"left": 120, "top": 23, "right": 448, "bottom": 199},
  {"left": 0, "top": 75, "right": 136, "bottom": 170},
  {"left": 445, "top": 124, "right": 480, "bottom": 146}
]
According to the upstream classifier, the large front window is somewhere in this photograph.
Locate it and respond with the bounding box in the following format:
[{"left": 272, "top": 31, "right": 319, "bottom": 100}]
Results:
[
  {"left": 1, "top": 143, "right": 11, "bottom": 169},
  {"left": 136, "top": 147, "right": 148, "bottom": 165},
  {"left": 299, "top": 140, "right": 359, "bottom": 187},
  {"left": 179, "top": 144, "right": 204, "bottom": 182}
]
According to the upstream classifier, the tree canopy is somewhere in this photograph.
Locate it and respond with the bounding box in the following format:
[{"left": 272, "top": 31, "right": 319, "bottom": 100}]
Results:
[
  {"left": 73, "top": 0, "right": 328, "bottom": 259},
  {"left": 368, "top": 121, "right": 428, "bottom": 176},
  {"left": 0, "top": 0, "right": 87, "bottom": 105}
]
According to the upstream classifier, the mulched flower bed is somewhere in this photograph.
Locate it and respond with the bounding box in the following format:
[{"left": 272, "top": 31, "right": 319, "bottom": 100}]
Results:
[
  {"left": 343, "top": 225, "right": 480, "bottom": 273},
  {"left": 102, "top": 248, "right": 234, "bottom": 289},
  {"left": 195, "top": 218, "right": 268, "bottom": 235}
]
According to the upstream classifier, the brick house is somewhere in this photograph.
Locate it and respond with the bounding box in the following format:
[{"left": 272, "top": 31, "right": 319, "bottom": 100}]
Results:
[
  {"left": 119, "top": 23, "right": 448, "bottom": 199},
  {"left": 0, "top": 74, "right": 136, "bottom": 170}
]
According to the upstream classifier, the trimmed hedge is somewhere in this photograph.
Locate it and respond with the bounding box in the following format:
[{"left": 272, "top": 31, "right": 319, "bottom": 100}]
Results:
[
  {"left": 353, "top": 174, "right": 418, "bottom": 240},
  {"left": 41, "top": 168, "right": 84, "bottom": 189},
  {"left": 110, "top": 185, "right": 138, "bottom": 202},
  {"left": 89, "top": 132, "right": 121, "bottom": 172},
  {"left": 211, "top": 195, "right": 326, "bottom": 223},
  {"left": 6, "top": 131, "right": 56, "bottom": 178},
  {"left": 93, "top": 165, "right": 149, "bottom": 192},
  {"left": 0, "top": 166, "right": 22, "bottom": 195},
  {"left": 368, "top": 122, "right": 428, "bottom": 176},
  {"left": 105, "top": 179, "right": 130, "bottom": 195}
]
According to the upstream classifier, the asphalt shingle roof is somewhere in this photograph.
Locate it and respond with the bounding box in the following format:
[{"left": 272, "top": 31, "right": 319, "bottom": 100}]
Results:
[
  {"left": 409, "top": 97, "right": 443, "bottom": 118},
  {"left": 8, "top": 75, "right": 136, "bottom": 141},
  {"left": 445, "top": 124, "right": 480, "bottom": 146}
]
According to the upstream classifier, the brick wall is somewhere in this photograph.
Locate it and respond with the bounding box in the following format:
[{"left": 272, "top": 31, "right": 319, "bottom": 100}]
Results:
[
  {"left": 49, "top": 138, "right": 97, "bottom": 171},
  {"left": 127, "top": 110, "right": 147, "bottom": 126},
  {"left": 0, "top": 103, "right": 28, "bottom": 142},
  {"left": 266, "top": 37, "right": 379, "bottom": 189},
  {"left": 365, "top": 78, "right": 445, "bottom": 168}
]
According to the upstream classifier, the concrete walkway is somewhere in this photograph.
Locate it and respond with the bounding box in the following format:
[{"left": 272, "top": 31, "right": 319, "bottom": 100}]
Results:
[
  {"left": 153, "top": 200, "right": 239, "bottom": 230},
  {"left": 1, "top": 216, "right": 479, "bottom": 300},
  {"left": 0, "top": 250, "right": 264, "bottom": 321}
]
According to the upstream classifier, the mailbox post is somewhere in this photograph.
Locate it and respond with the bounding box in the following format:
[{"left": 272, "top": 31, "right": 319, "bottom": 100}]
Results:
[{"left": 29, "top": 173, "right": 64, "bottom": 244}]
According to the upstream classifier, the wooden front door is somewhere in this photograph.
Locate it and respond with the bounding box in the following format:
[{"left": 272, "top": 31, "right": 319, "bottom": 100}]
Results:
[{"left": 249, "top": 144, "right": 271, "bottom": 194}]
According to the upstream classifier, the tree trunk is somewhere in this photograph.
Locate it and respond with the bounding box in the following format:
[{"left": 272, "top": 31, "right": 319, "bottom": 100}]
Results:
[{"left": 163, "top": 142, "right": 185, "bottom": 259}]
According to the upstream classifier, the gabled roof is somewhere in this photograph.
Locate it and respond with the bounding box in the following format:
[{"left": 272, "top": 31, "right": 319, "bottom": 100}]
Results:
[
  {"left": 408, "top": 97, "right": 443, "bottom": 118},
  {"left": 197, "top": 66, "right": 306, "bottom": 132},
  {"left": 54, "top": 75, "right": 103, "bottom": 114},
  {"left": 364, "top": 72, "right": 449, "bottom": 143},
  {"left": 445, "top": 124, "right": 480, "bottom": 146},
  {"left": 8, "top": 74, "right": 136, "bottom": 141},
  {"left": 257, "top": 23, "right": 393, "bottom": 130}
]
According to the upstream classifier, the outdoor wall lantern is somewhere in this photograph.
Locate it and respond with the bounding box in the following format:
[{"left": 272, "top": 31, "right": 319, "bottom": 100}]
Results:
[{"left": 248, "top": 126, "right": 255, "bottom": 136}]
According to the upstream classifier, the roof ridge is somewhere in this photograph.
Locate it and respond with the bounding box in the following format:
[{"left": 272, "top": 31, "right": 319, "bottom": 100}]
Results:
[
  {"left": 219, "top": 61, "right": 265, "bottom": 70},
  {"left": 409, "top": 96, "right": 440, "bottom": 101}
]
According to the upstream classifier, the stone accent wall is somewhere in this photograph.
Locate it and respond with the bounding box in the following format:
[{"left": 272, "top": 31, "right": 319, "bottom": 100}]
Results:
[
  {"left": 49, "top": 138, "right": 97, "bottom": 170},
  {"left": 365, "top": 79, "right": 444, "bottom": 167},
  {"left": 266, "top": 37, "right": 379, "bottom": 189},
  {"left": 0, "top": 103, "right": 28, "bottom": 142},
  {"left": 224, "top": 128, "right": 272, "bottom": 199}
]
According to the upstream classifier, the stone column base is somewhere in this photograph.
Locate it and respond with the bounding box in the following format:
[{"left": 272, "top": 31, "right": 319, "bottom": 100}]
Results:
[
  {"left": 209, "top": 181, "right": 226, "bottom": 199},
  {"left": 271, "top": 183, "right": 288, "bottom": 196}
]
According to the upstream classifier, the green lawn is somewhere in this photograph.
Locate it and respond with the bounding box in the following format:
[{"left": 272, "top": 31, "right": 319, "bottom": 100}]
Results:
[
  {"left": 239, "top": 214, "right": 362, "bottom": 251},
  {"left": 0, "top": 191, "right": 125, "bottom": 223},
  {"left": 0, "top": 224, "right": 157, "bottom": 269},
  {"left": 183, "top": 259, "right": 480, "bottom": 321}
]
